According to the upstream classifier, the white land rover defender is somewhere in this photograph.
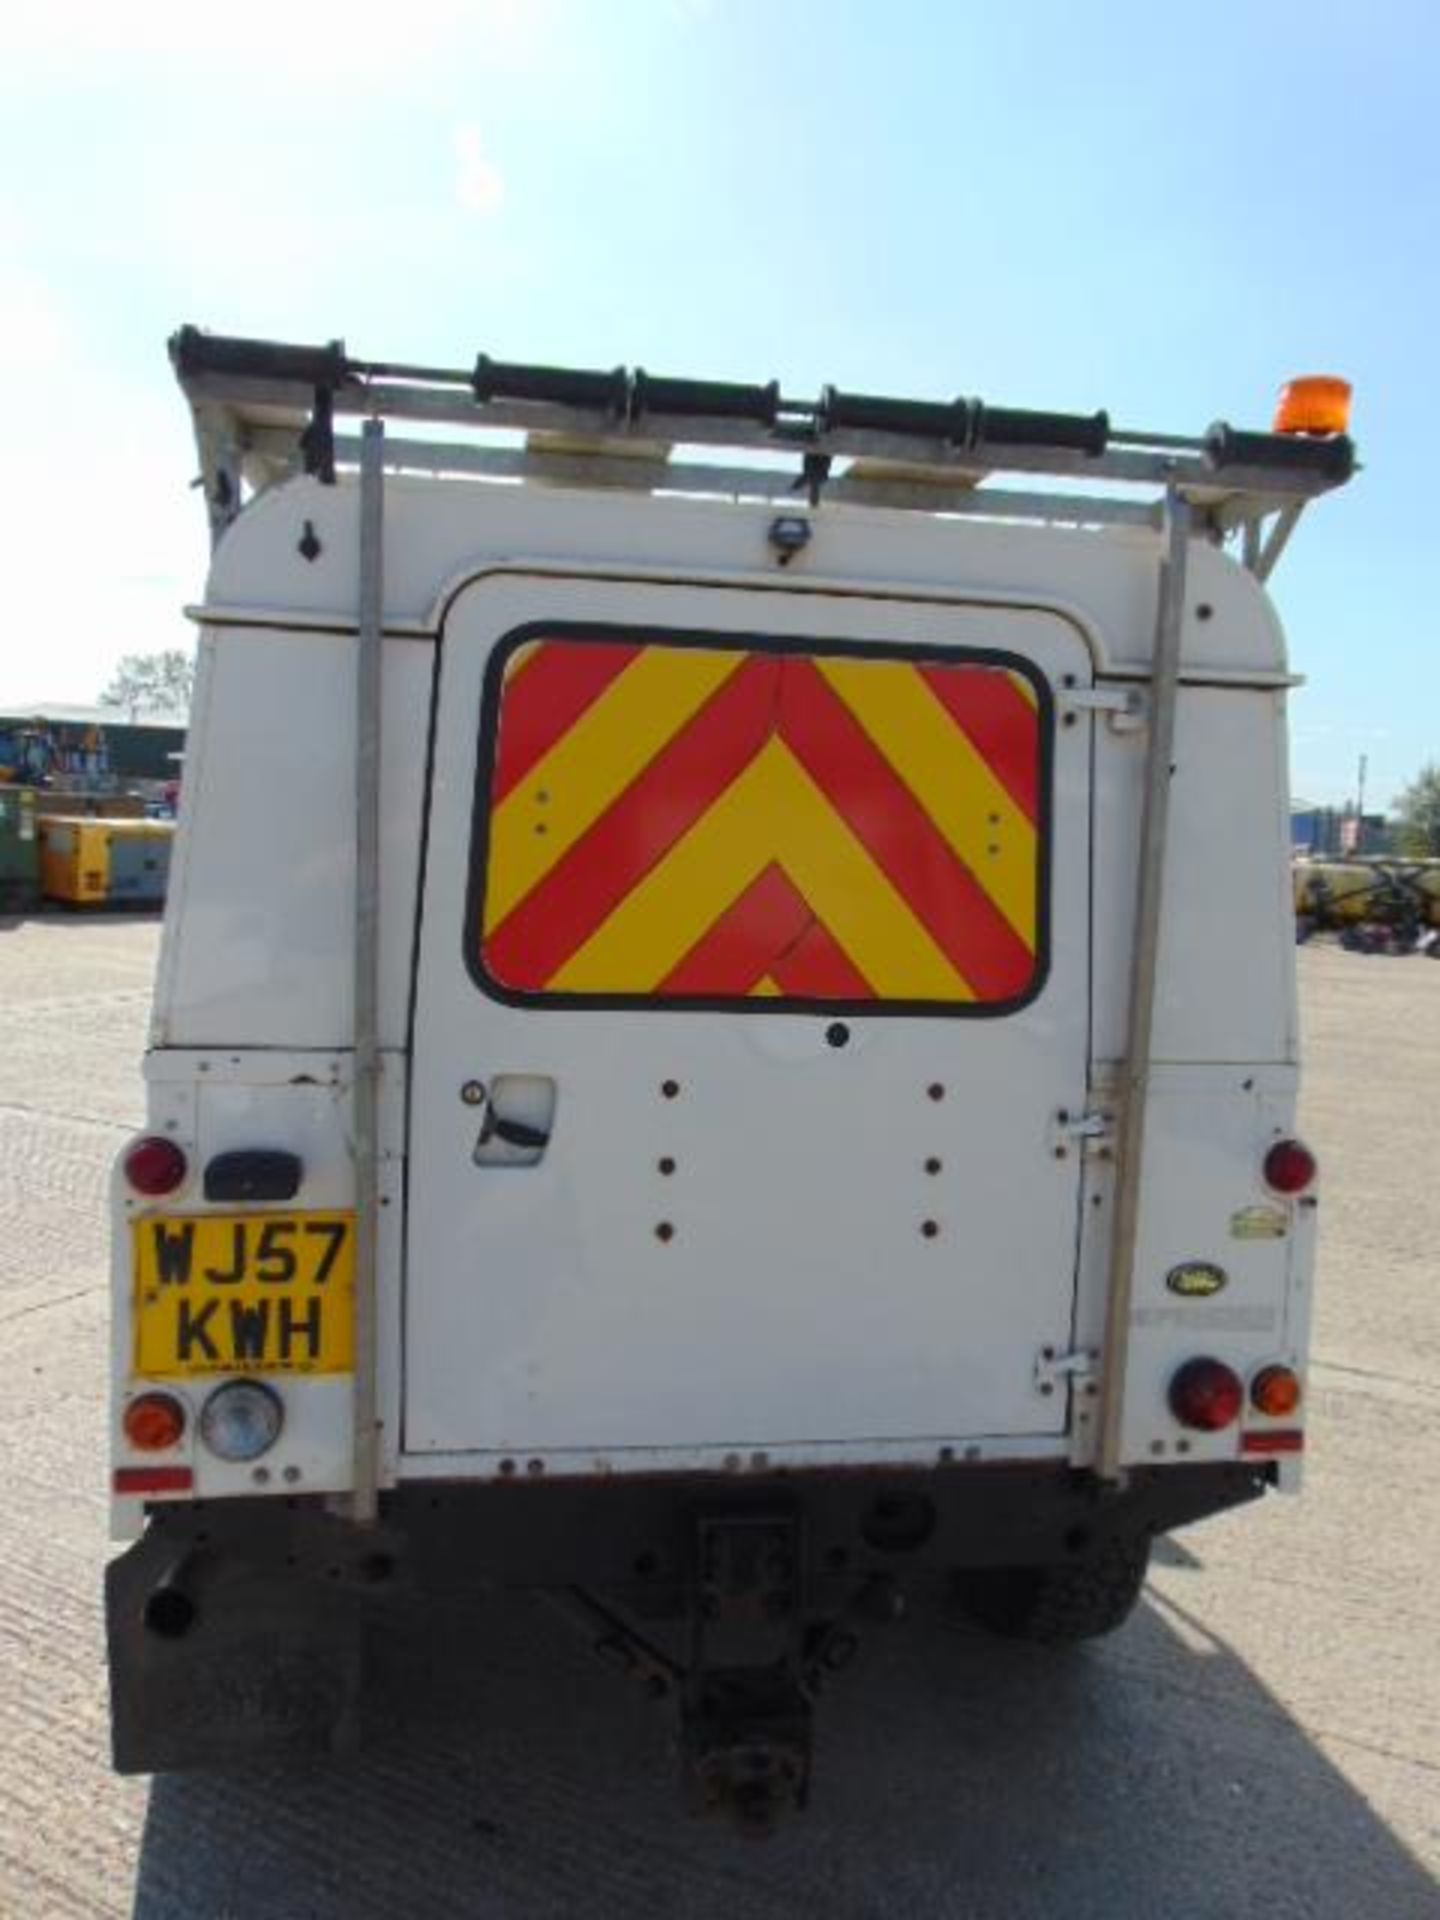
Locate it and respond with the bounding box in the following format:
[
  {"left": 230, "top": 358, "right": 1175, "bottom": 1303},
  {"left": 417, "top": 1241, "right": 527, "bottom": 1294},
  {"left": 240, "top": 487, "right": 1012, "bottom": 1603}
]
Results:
[{"left": 105, "top": 332, "right": 1351, "bottom": 1825}]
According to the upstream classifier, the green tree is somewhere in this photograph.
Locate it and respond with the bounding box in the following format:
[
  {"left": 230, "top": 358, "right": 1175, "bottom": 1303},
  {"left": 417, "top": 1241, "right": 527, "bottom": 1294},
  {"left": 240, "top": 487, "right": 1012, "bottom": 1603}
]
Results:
[
  {"left": 1394, "top": 762, "right": 1440, "bottom": 856},
  {"left": 99, "top": 649, "right": 194, "bottom": 720}
]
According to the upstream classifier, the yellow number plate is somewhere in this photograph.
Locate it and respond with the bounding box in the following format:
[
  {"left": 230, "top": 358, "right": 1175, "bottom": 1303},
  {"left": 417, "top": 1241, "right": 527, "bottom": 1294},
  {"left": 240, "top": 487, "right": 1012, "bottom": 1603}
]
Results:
[{"left": 132, "top": 1212, "right": 354, "bottom": 1377}]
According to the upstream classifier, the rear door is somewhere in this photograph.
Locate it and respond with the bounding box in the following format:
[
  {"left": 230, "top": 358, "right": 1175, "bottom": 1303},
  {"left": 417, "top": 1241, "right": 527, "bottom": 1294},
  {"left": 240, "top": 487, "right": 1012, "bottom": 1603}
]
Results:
[{"left": 404, "top": 573, "right": 1092, "bottom": 1464}]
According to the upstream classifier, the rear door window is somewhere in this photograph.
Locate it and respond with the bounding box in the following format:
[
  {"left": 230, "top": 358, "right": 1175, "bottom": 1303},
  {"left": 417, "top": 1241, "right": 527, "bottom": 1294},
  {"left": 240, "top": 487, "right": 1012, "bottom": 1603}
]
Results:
[{"left": 468, "top": 627, "right": 1049, "bottom": 1015}]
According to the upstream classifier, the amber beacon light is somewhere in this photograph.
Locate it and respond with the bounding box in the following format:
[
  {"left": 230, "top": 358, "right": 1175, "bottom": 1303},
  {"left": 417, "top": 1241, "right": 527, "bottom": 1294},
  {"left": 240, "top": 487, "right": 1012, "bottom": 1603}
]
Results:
[{"left": 1273, "top": 375, "right": 1352, "bottom": 437}]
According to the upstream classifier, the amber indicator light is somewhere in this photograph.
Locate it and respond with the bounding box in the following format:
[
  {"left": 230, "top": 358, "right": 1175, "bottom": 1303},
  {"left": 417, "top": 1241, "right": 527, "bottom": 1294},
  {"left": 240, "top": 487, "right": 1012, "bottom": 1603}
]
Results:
[
  {"left": 1250, "top": 1365, "right": 1302, "bottom": 1419},
  {"left": 122, "top": 1391, "right": 187, "bottom": 1452}
]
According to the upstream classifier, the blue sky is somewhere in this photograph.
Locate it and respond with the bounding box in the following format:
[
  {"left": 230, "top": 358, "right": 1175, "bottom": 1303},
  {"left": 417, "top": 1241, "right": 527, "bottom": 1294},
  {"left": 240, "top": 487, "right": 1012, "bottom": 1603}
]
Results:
[{"left": 1, "top": 0, "right": 1432, "bottom": 805}]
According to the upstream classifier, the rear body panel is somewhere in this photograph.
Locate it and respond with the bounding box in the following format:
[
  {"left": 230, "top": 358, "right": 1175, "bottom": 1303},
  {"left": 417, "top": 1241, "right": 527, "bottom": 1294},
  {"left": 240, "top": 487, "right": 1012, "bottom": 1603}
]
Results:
[{"left": 112, "top": 479, "right": 1310, "bottom": 1527}]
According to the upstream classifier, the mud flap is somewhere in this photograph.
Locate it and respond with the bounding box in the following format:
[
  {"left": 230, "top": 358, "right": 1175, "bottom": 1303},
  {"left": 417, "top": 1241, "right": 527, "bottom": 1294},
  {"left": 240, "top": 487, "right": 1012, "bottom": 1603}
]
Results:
[{"left": 105, "top": 1523, "right": 365, "bottom": 1773}]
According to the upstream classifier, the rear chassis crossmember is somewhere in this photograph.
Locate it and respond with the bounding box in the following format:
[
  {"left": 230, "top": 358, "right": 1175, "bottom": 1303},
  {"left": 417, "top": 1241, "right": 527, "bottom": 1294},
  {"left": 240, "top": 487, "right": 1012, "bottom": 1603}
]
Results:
[{"left": 108, "top": 1461, "right": 1268, "bottom": 1822}]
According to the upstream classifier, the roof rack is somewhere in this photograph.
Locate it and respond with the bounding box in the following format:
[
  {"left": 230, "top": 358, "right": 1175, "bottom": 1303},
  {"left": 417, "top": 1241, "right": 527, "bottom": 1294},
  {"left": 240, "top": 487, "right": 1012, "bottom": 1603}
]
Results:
[{"left": 170, "top": 326, "right": 1356, "bottom": 580}]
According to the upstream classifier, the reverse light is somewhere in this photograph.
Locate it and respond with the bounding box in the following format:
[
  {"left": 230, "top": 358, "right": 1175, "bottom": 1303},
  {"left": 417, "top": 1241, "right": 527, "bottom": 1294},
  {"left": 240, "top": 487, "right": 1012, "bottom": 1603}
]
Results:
[
  {"left": 1263, "top": 1138, "right": 1317, "bottom": 1196},
  {"left": 1250, "top": 1364, "right": 1303, "bottom": 1419},
  {"left": 122, "top": 1391, "right": 187, "bottom": 1452},
  {"left": 1169, "top": 1357, "right": 1244, "bottom": 1433},
  {"left": 124, "top": 1134, "right": 189, "bottom": 1198},
  {"left": 199, "top": 1381, "right": 284, "bottom": 1462},
  {"left": 1273, "top": 375, "right": 1352, "bottom": 437}
]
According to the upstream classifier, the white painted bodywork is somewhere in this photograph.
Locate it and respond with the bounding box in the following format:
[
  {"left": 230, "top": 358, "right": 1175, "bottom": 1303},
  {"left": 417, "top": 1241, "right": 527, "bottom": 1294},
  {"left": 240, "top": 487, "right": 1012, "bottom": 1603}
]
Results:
[{"left": 112, "top": 472, "right": 1315, "bottom": 1530}]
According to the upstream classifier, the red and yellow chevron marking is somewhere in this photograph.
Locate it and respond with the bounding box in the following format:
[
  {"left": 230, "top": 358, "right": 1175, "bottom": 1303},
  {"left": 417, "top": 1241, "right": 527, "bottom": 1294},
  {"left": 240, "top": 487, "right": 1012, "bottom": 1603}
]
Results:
[{"left": 478, "top": 637, "right": 1042, "bottom": 1004}]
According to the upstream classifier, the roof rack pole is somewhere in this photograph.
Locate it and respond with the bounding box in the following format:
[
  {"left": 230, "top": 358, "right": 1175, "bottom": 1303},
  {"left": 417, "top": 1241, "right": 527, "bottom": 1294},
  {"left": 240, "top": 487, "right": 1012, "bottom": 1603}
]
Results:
[
  {"left": 350, "top": 417, "right": 385, "bottom": 1525},
  {"left": 1096, "top": 487, "right": 1192, "bottom": 1483},
  {"left": 1254, "top": 502, "right": 1303, "bottom": 582},
  {"left": 192, "top": 403, "right": 244, "bottom": 550}
]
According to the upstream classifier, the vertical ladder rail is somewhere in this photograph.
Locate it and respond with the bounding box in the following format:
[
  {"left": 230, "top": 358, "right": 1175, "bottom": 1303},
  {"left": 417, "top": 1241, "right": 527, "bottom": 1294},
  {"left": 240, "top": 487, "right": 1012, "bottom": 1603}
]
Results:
[
  {"left": 1096, "top": 488, "right": 1192, "bottom": 1481},
  {"left": 351, "top": 418, "right": 385, "bottom": 1523}
]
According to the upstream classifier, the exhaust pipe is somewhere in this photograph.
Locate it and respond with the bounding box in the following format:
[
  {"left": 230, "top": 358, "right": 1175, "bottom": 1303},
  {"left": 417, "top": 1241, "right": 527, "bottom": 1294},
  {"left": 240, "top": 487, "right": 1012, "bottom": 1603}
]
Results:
[{"left": 142, "top": 1552, "right": 201, "bottom": 1640}]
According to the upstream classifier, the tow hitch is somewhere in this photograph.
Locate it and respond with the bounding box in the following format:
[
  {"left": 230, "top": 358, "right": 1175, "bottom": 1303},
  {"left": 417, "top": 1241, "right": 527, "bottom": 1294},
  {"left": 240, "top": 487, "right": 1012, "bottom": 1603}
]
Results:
[
  {"left": 550, "top": 1504, "right": 865, "bottom": 1833},
  {"left": 684, "top": 1508, "right": 811, "bottom": 1830}
]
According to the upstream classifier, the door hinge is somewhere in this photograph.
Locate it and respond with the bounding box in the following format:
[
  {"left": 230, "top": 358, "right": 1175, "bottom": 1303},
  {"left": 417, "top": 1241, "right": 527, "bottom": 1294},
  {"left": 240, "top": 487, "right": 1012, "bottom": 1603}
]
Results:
[
  {"left": 1049, "top": 1107, "right": 1114, "bottom": 1159},
  {"left": 1061, "top": 686, "right": 1146, "bottom": 733},
  {"left": 1035, "top": 1346, "right": 1097, "bottom": 1396}
]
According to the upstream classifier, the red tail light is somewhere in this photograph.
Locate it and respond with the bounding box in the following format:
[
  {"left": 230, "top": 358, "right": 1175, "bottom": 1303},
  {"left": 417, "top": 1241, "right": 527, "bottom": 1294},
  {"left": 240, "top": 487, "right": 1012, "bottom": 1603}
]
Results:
[
  {"left": 1169, "top": 1357, "right": 1243, "bottom": 1432},
  {"left": 123, "top": 1135, "right": 188, "bottom": 1198},
  {"left": 1263, "top": 1138, "right": 1316, "bottom": 1195}
]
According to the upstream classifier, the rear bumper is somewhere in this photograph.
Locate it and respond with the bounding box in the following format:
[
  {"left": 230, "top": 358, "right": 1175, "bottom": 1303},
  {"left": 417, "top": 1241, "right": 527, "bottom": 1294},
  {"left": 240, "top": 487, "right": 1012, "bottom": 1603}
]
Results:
[{"left": 107, "top": 1461, "right": 1269, "bottom": 1773}]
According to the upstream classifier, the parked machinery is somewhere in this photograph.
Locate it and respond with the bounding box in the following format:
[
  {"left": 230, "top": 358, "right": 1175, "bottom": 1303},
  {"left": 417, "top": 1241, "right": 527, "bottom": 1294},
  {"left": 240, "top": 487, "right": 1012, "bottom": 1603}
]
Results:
[
  {"left": 0, "top": 786, "right": 40, "bottom": 913},
  {"left": 1294, "top": 858, "right": 1440, "bottom": 935},
  {"left": 38, "top": 816, "right": 175, "bottom": 908}
]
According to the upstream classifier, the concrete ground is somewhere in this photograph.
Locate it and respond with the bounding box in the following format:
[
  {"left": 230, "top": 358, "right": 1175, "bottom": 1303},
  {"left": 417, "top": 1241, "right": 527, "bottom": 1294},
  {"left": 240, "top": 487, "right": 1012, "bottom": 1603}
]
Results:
[{"left": 0, "top": 919, "right": 1436, "bottom": 1919}]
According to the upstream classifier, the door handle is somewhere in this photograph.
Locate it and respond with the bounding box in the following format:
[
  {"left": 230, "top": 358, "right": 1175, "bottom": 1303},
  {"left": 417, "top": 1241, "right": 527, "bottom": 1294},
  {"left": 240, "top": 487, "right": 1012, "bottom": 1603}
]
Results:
[
  {"left": 470, "top": 1074, "right": 558, "bottom": 1168},
  {"left": 480, "top": 1113, "right": 551, "bottom": 1153}
]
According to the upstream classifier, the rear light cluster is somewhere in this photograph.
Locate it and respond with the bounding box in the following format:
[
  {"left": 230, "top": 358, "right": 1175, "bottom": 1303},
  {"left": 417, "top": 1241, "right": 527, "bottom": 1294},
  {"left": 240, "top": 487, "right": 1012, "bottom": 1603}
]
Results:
[
  {"left": 1168, "top": 1135, "right": 1315, "bottom": 1459},
  {"left": 118, "top": 1392, "right": 194, "bottom": 1493},
  {"left": 121, "top": 1385, "right": 284, "bottom": 1461},
  {"left": 1169, "top": 1358, "right": 1304, "bottom": 1436},
  {"left": 1243, "top": 1362, "right": 1304, "bottom": 1456},
  {"left": 123, "top": 1134, "right": 188, "bottom": 1197}
]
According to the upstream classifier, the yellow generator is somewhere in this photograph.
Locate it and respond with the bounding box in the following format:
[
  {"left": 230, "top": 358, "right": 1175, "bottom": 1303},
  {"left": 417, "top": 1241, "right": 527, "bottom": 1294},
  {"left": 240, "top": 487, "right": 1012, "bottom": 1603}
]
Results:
[
  {"left": 39, "top": 817, "right": 175, "bottom": 908},
  {"left": 1294, "top": 857, "right": 1440, "bottom": 928}
]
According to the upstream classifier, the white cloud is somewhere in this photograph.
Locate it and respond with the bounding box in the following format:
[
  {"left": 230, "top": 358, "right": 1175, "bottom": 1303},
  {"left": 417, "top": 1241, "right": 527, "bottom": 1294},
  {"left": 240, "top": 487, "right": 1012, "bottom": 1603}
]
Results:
[
  {"left": 454, "top": 126, "right": 507, "bottom": 217},
  {"left": 0, "top": 264, "right": 71, "bottom": 369},
  {"left": 0, "top": 0, "right": 554, "bottom": 80}
]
